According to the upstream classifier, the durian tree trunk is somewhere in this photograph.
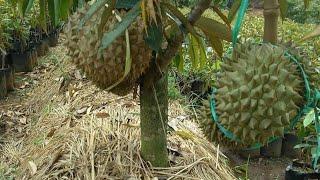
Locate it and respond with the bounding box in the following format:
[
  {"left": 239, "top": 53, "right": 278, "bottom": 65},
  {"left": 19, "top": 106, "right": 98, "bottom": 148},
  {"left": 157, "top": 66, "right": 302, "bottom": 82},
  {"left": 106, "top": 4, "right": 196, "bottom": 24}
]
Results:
[
  {"left": 140, "top": 71, "right": 169, "bottom": 167},
  {"left": 263, "top": 0, "right": 280, "bottom": 44},
  {"left": 138, "top": 0, "right": 212, "bottom": 167}
]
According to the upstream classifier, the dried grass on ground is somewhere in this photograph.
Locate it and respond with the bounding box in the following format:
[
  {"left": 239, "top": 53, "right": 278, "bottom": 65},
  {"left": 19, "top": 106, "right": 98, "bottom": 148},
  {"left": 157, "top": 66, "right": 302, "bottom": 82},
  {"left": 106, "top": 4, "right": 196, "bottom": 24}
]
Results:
[{"left": 0, "top": 38, "right": 235, "bottom": 179}]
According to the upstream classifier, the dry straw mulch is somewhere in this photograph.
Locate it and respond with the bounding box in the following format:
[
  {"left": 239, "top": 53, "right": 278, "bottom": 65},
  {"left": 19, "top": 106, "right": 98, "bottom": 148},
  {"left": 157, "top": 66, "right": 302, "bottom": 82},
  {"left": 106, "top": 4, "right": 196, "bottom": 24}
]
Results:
[{"left": 0, "top": 38, "right": 236, "bottom": 179}]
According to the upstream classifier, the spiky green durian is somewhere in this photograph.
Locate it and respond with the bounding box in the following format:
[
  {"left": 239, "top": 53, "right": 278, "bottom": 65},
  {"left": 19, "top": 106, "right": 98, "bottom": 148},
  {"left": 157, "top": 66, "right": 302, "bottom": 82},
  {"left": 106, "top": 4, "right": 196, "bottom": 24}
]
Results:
[
  {"left": 64, "top": 5, "right": 152, "bottom": 96},
  {"left": 200, "top": 43, "right": 305, "bottom": 146}
]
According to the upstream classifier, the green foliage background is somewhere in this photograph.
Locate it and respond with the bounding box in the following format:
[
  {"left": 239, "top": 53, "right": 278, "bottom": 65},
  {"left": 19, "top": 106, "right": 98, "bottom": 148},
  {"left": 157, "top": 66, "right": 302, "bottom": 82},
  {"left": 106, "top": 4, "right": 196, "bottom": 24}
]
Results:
[{"left": 287, "top": 0, "right": 320, "bottom": 24}]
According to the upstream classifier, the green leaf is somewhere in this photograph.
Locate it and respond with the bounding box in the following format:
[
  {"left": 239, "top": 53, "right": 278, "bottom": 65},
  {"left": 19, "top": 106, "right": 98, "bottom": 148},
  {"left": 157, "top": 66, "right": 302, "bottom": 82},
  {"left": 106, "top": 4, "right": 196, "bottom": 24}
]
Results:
[
  {"left": 199, "top": 38, "right": 207, "bottom": 68},
  {"left": 279, "top": 0, "right": 288, "bottom": 20},
  {"left": 173, "top": 48, "right": 184, "bottom": 72},
  {"left": 177, "top": 48, "right": 184, "bottom": 72},
  {"left": 188, "top": 34, "right": 197, "bottom": 69},
  {"left": 195, "top": 17, "right": 232, "bottom": 42},
  {"left": 304, "top": 109, "right": 315, "bottom": 127},
  {"left": 116, "top": 0, "right": 140, "bottom": 9},
  {"left": 48, "top": 0, "right": 60, "bottom": 27},
  {"left": 161, "top": 2, "right": 198, "bottom": 37},
  {"left": 98, "top": 0, "right": 116, "bottom": 37},
  {"left": 106, "top": 28, "right": 132, "bottom": 90},
  {"left": 98, "top": 3, "right": 141, "bottom": 56},
  {"left": 212, "top": 6, "right": 231, "bottom": 29},
  {"left": 78, "top": 0, "right": 109, "bottom": 28},
  {"left": 206, "top": 32, "right": 223, "bottom": 57},
  {"left": 39, "top": 0, "right": 47, "bottom": 31},
  {"left": 294, "top": 143, "right": 313, "bottom": 149},
  {"left": 228, "top": 0, "right": 241, "bottom": 23},
  {"left": 60, "top": 0, "right": 72, "bottom": 21},
  {"left": 144, "top": 23, "right": 163, "bottom": 52},
  {"left": 22, "top": 0, "right": 35, "bottom": 15}
]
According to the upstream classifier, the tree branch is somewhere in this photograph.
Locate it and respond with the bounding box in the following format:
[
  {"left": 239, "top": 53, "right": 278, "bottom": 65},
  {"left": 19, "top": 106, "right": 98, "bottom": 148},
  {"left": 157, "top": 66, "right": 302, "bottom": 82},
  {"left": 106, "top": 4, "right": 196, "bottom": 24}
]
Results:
[
  {"left": 143, "top": 0, "right": 212, "bottom": 88},
  {"left": 188, "top": 0, "right": 212, "bottom": 25}
]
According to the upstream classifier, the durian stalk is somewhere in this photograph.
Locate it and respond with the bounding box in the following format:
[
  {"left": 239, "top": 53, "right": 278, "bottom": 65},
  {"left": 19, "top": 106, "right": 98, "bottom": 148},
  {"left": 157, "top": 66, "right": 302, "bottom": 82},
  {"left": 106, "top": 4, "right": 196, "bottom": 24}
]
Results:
[{"left": 263, "top": 0, "right": 280, "bottom": 44}]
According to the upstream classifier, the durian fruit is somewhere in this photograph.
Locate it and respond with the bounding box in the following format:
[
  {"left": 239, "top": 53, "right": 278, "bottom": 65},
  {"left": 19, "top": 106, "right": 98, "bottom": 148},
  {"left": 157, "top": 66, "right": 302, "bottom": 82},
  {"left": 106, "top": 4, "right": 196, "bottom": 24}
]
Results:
[
  {"left": 64, "top": 5, "right": 152, "bottom": 96},
  {"left": 198, "top": 98, "right": 222, "bottom": 142},
  {"left": 197, "top": 98, "right": 242, "bottom": 148},
  {"left": 200, "top": 43, "right": 305, "bottom": 146},
  {"left": 279, "top": 40, "right": 320, "bottom": 89}
]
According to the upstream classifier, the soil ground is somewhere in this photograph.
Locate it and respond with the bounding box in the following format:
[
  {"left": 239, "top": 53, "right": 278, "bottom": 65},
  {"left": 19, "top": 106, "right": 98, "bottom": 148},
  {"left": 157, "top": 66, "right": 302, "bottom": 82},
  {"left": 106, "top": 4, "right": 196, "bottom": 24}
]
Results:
[{"left": 224, "top": 149, "right": 292, "bottom": 180}]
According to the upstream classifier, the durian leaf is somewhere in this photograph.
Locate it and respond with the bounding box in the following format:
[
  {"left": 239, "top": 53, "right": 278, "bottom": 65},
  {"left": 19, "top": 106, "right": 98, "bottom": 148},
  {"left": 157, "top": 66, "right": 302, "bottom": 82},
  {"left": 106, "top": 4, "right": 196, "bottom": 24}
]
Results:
[
  {"left": 173, "top": 47, "right": 184, "bottom": 72},
  {"left": 116, "top": 0, "right": 140, "bottom": 9},
  {"left": 187, "top": 34, "right": 206, "bottom": 69},
  {"left": 177, "top": 47, "right": 184, "bottom": 72},
  {"left": 303, "top": 109, "right": 315, "bottom": 127},
  {"left": 199, "top": 38, "right": 207, "bottom": 68},
  {"left": 279, "top": 0, "right": 288, "bottom": 20},
  {"left": 98, "top": 0, "right": 116, "bottom": 37},
  {"left": 173, "top": 47, "right": 184, "bottom": 70},
  {"left": 188, "top": 34, "right": 198, "bottom": 69},
  {"left": 195, "top": 17, "right": 232, "bottom": 42},
  {"left": 144, "top": 23, "right": 163, "bottom": 52},
  {"left": 227, "top": 0, "right": 241, "bottom": 23},
  {"left": 161, "top": 2, "right": 198, "bottom": 37},
  {"left": 78, "top": 0, "right": 110, "bottom": 28},
  {"left": 106, "top": 29, "right": 132, "bottom": 90},
  {"left": 39, "top": 0, "right": 47, "bottom": 32},
  {"left": 98, "top": 3, "right": 141, "bottom": 56},
  {"left": 212, "top": 6, "right": 231, "bottom": 29},
  {"left": 294, "top": 143, "right": 313, "bottom": 149},
  {"left": 204, "top": 31, "right": 223, "bottom": 57}
]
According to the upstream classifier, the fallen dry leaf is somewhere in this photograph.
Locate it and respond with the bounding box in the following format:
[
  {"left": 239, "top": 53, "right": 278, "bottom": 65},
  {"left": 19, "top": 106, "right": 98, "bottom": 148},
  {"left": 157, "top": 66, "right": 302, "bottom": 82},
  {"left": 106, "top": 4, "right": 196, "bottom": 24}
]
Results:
[
  {"left": 19, "top": 117, "right": 27, "bottom": 124},
  {"left": 76, "top": 107, "right": 88, "bottom": 114},
  {"left": 96, "top": 112, "right": 110, "bottom": 118},
  {"left": 74, "top": 70, "right": 82, "bottom": 80},
  {"left": 86, "top": 106, "right": 93, "bottom": 115},
  {"left": 28, "top": 161, "right": 37, "bottom": 175}
]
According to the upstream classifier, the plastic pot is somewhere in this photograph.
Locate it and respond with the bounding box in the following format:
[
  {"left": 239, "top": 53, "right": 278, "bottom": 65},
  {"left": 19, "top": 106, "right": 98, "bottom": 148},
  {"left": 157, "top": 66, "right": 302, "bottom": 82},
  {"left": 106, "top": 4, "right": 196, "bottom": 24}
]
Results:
[
  {"left": 282, "top": 133, "right": 301, "bottom": 158},
  {"left": 261, "top": 138, "right": 283, "bottom": 157},
  {"left": 42, "top": 38, "right": 50, "bottom": 53},
  {"left": 48, "top": 32, "right": 59, "bottom": 47},
  {"left": 30, "top": 49, "right": 38, "bottom": 67},
  {"left": 285, "top": 160, "right": 320, "bottom": 180},
  {"left": 10, "top": 51, "right": 33, "bottom": 72},
  {"left": 0, "top": 69, "right": 7, "bottom": 99},
  {"left": 3, "top": 67, "right": 14, "bottom": 91},
  {"left": 5, "top": 54, "right": 13, "bottom": 67},
  {"left": 36, "top": 41, "right": 46, "bottom": 57}
]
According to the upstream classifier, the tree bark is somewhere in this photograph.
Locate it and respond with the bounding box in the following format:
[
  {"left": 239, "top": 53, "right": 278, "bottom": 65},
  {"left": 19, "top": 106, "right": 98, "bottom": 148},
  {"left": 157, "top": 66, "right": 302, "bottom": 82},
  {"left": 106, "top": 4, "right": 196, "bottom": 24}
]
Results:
[
  {"left": 263, "top": 0, "right": 280, "bottom": 44},
  {"left": 139, "top": 0, "right": 212, "bottom": 168},
  {"left": 140, "top": 70, "right": 169, "bottom": 167}
]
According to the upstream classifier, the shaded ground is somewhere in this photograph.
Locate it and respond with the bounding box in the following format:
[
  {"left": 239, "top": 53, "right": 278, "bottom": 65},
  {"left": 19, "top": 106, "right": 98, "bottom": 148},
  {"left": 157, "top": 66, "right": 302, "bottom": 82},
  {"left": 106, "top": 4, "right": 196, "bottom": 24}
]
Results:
[{"left": 224, "top": 148, "right": 292, "bottom": 180}]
